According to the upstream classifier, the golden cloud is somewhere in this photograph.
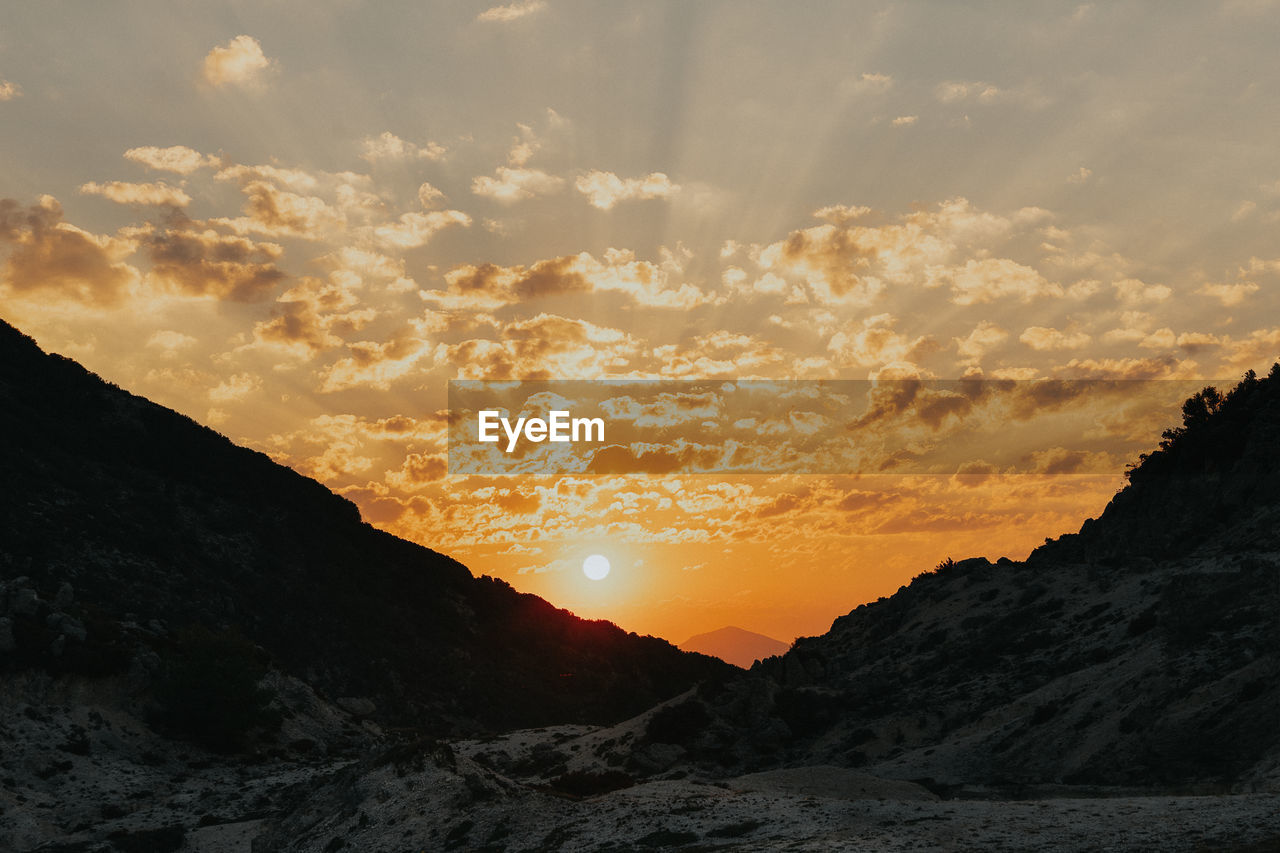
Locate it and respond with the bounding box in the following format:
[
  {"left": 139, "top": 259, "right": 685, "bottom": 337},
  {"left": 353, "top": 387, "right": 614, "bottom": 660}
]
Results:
[
  {"left": 142, "top": 214, "right": 286, "bottom": 301},
  {"left": 0, "top": 196, "right": 139, "bottom": 306},
  {"left": 575, "top": 170, "right": 680, "bottom": 210},
  {"left": 202, "top": 35, "right": 275, "bottom": 88},
  {"left": 124, "top": 145, "right": 219, "bottom": 175},
  {"left": 80, "top": 181, "right": 191, "bottom": 207},
  {"left": 360, "top": 131, "right": 446, "bottom": 163},
  {"left": 1197, "top": 281, "right": 1259, "bottom": 306},
  {"left": 1019, "top": 326, "right": 1091, "bottom": 351},
  {"left": 471, "top": 166, "right": 564, "bottom": 202}
]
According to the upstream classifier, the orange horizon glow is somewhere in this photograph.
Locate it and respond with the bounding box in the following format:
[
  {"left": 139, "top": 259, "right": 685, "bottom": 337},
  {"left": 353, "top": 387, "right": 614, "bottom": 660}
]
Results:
[{"left": 3, "top": 4, "right": 1280, "bottom": 647}]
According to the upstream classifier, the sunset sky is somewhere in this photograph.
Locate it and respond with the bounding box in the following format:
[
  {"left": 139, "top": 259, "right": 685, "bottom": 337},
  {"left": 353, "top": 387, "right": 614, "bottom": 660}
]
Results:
[{"left": 3, "top": 2, "right": 1279, "bottom": 645}]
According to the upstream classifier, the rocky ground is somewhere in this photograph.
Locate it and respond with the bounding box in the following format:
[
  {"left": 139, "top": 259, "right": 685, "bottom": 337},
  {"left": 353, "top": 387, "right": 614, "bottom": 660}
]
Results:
[{"left": 6, "top": 682, "right": 1277, "bottom": 853}]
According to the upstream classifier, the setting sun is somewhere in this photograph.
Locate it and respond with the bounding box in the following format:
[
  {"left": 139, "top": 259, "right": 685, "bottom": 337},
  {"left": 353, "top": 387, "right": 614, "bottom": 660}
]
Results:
[{"left": 582, "top": 553, "right": 611, "bottom": 581}]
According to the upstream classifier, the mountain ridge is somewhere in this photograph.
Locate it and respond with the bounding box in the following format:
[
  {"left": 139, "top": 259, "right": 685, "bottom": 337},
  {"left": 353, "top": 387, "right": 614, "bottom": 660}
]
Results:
[{"left": 0, "top": 317, "right": 731, "bottom": 734}]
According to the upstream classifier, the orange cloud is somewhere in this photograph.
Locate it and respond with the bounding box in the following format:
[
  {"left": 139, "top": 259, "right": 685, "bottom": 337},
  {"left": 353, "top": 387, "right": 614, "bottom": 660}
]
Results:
[
  {"left": 0, "top": 196, "right": 139, "bottom": 305},
  {"left": 142, "top": 214, "right": 285, "bottom": 301}
]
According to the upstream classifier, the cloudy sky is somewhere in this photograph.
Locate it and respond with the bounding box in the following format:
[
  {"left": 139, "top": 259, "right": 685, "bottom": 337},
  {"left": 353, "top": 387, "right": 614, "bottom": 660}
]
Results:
[{"left": 3, "top": 1, "right": 1279, "bottom": 644}]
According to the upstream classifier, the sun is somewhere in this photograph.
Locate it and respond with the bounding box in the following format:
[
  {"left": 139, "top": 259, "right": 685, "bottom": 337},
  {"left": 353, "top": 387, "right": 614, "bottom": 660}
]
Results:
[{"left": 582, "top": 554, "right": 611, "bottom": 581}]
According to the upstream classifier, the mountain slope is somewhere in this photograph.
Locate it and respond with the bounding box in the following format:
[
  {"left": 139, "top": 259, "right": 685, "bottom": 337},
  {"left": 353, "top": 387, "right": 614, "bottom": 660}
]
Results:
[
  {"left": 659, "top": 369, "right": 1280, "bottom": 792},
  {"left": 681, "top": 626, "right": 789, "bottom": 668},
  {"left": 0, "top": 318, "right": 730, "bottom": 732}
]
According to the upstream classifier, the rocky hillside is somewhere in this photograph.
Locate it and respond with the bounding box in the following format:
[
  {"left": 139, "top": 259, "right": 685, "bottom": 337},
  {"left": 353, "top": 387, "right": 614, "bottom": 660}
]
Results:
[
  {"left": 0, "top": 318, "right": 729, "bottom": 736},
  {"left": 640, "top": 369, "right": 1280, "bottom": 793}
]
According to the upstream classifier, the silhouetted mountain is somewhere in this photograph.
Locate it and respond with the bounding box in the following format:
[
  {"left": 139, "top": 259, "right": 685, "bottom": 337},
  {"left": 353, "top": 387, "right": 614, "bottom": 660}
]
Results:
[
  {"left": 655, "top": 369, "right": 1280, "bottom": 792},
  {"left": 0, "top": 318, "right": 730, "bottom": 733},
  {"left": 680, "top": 626, "right": 789, "bottom": 668}
]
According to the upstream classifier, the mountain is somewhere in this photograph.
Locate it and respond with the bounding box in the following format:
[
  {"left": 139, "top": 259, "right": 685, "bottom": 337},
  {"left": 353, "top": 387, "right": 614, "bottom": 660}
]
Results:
[
  {"left": 245, "top": 369, "right": 1280, "bottom": 850},
  {"left": 680, "top": 626, "right": 789, "bottom": 668},
  {"left": 0, "top": 318, "right": 731, "bottom": 736},
  {"left": 647, "top": 367, "right": 1280, "bottom": 794}
]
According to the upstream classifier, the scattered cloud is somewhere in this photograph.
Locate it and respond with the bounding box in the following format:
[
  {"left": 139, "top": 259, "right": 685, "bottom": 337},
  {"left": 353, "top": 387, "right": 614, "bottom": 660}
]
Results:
[
  {"left": 0, "top": 195, "right": 139, "bottom": 305},
  {"left": 936, "top": 80, "right": 1003, "bottom": 103},
  {"left": 417, "top": 182, "right": 446, "bottom": 208},
  {"left": 80, "top": 181, "right": 191, "bottom": 207},
  {"left": 1114, "top": 277, "right": 1172, "bottom": 305},
  {"left": 202, "top": 35, "right": 274, "bottom": 88},
  {"left": 472, "top": 167, "right": 564, "bottom": 202},
  {"left": 124, "top": 145, "right": 220, "bottom": 175},
  {"left": 891, "top": 115, "right": 918, "bottom": 127},
  {"left": 360, "top": 131, "right": 446, "bottom": 163},
  {"left": 1197, "top": 280, "right": 1259, "bottom": 306},
  {"left": 141, "top": 214, "right": 286, "bottom": 301},
  {"left": 476, "top": 0, "right": 547, "bottom": 23},
  {"left": 575, "top": 170, "right": 679, "bottom": 210},
  {"left": 1020, "top": 326, "right": 1092, "bottom": 351},
  {"left": 0, "top": 79, "right": 22, "bottom": 101}
]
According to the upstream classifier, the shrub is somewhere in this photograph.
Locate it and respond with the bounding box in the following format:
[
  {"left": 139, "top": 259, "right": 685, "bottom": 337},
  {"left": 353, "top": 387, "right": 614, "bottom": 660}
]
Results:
[{"left": 154, "top": 626, "right": 280, "bottom": 752}]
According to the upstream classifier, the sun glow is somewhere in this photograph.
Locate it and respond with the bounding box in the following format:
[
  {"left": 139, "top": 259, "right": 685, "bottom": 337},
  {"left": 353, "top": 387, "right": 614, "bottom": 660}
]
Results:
[{"left": 582, "top": 554, "right": 611, "bottom": 581}]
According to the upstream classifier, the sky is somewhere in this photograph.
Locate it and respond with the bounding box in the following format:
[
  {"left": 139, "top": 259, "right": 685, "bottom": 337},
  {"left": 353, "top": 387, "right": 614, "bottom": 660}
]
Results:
[{"left": 3, "top": 1, "right": 1280, "bottom": 645}]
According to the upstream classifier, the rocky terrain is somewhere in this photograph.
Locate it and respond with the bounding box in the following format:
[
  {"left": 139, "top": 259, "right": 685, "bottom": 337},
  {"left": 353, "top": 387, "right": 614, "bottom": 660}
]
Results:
[{"left": 2, "top": 316, "right": 1278, "bottom": 851}]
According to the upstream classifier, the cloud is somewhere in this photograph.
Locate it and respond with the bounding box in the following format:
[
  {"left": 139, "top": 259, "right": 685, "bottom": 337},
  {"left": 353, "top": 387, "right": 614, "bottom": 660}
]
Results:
[
  {"left": 215, "top": 180, "right": 346, "bottom": 239},
  {"left": 252, "top": 273, "right": 378, "bottom": 356},
  {"left": 575, "top": 170, "right": 680, "bottom": 210},
  {"left": 1174, "top": 331, "right": 1221, "bottom": 353},
  {"left": 124, "top": 145, "right": 219, "bottom": 175},
  {"left": 80, "top": 181, "right": 191, "bottom": 207},
  {"left": 146, "top": 329, "right": 197, "bottom": 353},
  {"left": 215, "top": 163, "right": 319, "bottom": 192},
  {"left": 954, "top": 321, "right": 1009, "bottom": 361},
  {"left": 936, "top": 80, "right": 1003, "bottom": 103},
  {"left": 476, "top": 0, "right": 547, "bottom": 22},
  {"left": 1068, "top": 166, "right": 1092, "bottom": 184},
  {"left": 141, "top": 214, "right": 286, "bottom": 301},
  {"left": 440, "top": 314, "right": 639, "bottom": 379},
  {"left": 0, "top": 196, "right": 139, "bottom": 305},
  {"left": 812, "top": 205, "right": 871, "bottom": 225},
  {"left": 418, "top": 182, "right": 446, "bottom": 208},
  {"left": 1019, "top": 326, "right": 1091, "bottom": 351},
  {"left": 829, "top": 314, "right": 937, "bottom": 367},
  {"left": 321, "top": 332, "right": 434, "bottom": 392},
  {"left": 1197, "top": 280, "right": 1259, "bottom": 306},
  {"left": 202, "top": 35, "right": 275, "bottom": 88},
  {"left": 1114, "top": 277, "right": 1172, "bottom": 305},
  {"left": 370, "top": 209, "right": 471, "bottom": 249},
  {"left": 755, "top": 198, "right": 1056, "bottom": 307},
  {"left": 209, "top": 372, "right": 261, "bottom": 402},
  {"left": 891, "top": 115, "right": 917, "bottom": 127},
  {"left": 942, "top": 257, "right": 1062, "bottom": 305},
  {"left": 360, "top": 131, "right": 446, "bottom": 163},
  {"left": 0, "top": 79, "right": 22, "bottom": 101},
  {"left": 472, "top": 167, "right": 564, "bottom": 202},
  {"left": 426, "top": 247, "right": 710, "bottom": 311}
]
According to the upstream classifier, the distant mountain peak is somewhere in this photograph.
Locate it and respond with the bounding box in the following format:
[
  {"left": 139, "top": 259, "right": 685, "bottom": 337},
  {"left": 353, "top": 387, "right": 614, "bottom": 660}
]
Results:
[{"left": 680, "top": 626, "right": 789, "bottom": 669}]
